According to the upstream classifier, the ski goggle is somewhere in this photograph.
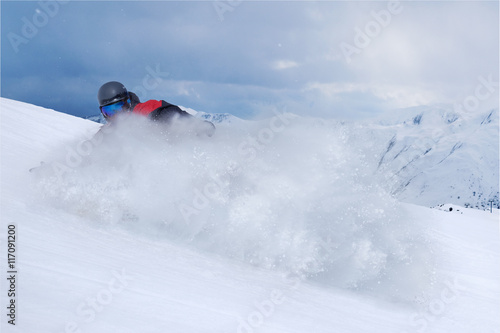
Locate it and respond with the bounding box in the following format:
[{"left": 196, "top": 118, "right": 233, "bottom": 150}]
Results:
[{"left": 100, "top": 99, "right": 130, "bottom": 118}]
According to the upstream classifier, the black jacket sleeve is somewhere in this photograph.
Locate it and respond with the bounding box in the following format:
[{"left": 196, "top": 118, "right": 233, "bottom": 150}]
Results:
[{"left": 150, "top": 101, "right": 216, "bottom": 137}]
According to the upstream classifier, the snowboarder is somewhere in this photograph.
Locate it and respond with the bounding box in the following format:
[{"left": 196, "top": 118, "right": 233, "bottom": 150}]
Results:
[{"left": 97, "top": 81, "right": 215, "bottom": 136}]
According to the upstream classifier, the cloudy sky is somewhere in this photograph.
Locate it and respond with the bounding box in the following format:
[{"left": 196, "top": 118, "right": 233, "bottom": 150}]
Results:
[{"left": 1, "top": 1, "right": 498, "bottom": 119}]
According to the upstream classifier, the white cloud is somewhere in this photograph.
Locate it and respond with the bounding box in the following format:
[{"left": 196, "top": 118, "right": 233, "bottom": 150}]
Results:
[
  {"left": 303, "top": 81, "right": 443, "bottom": 109},
  {"left": 272, "top": 60, "right": 299, "bottom": 70}
]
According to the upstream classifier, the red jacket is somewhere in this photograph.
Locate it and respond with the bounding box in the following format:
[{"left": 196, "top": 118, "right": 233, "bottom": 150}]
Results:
[{"left": 133, "top": 99, "right": 165, "bottom": 116}]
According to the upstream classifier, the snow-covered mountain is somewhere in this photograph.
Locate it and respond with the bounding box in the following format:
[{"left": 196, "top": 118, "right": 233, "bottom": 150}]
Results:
[
  {"left": 179, "top": 106, "right": 244, "bottom": 125},
  {"left": 85, "top": 113, "right": 106, "bottom": 124},
  {"left": 2, "top": 97, "right": 498, "bottom": 333},
  {"left": 366, "top": 105, "right": 499, "bottom": 210},
  {"left": 195, "top": 105, "right": 499, "bottom": 210}
]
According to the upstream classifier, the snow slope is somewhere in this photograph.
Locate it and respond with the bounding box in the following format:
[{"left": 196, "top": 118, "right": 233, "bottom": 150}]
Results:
[{"left": 1, "top": 97, "right": 499, "bottom": 333}]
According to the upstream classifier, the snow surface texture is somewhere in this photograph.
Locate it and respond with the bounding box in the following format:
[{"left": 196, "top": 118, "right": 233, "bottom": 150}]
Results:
[{"left": 1, "top": 97, "right": 499, "bottom": 333}]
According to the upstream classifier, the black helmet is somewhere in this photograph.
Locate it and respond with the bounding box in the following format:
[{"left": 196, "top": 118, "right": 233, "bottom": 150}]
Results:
[{"left": 98, "top": 81, "right": 129, "bottom": 106}]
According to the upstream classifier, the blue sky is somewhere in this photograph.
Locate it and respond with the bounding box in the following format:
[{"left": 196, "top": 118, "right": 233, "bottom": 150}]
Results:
[{"left": 1, "top": 1, "right": 498, "bottom": 120}]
